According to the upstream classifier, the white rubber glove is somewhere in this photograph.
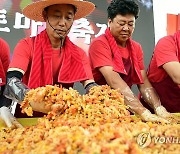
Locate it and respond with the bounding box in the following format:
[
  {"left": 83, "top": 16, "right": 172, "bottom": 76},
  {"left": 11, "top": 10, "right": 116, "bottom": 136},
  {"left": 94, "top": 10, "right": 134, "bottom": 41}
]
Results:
[
  {"left": 155, "top": 106, "right": 180, "bottom": 123},
  {"left": 0, "top": 106, "right": 23, "bottom": 128},
  {"left": 155, "top": 106, "right": 171, "bottom": 118},
  {"left": 140, "top": 109, "right": 169, "bottom": 123}
]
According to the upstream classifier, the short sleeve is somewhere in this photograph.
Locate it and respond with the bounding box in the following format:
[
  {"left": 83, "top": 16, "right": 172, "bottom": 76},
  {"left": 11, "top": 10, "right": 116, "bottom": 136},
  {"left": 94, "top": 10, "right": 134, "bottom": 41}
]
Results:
[
  {"left": 0, "top": 38, "right": 10, "bottom": 73},
  {"left": 154, "top": 36, "right": 178, "bottom": 67},
  {"left": 89, "top": 37, "right": 113, "bottom": 69},
  {"left": 136, "top": 43, "right": 145, "bottom": 70},
  {"left": 9, "top": 38, "right": 33, "bottom": 72},
  {"left": 80, "top": 51, "right": 94, "bottom": 79}
]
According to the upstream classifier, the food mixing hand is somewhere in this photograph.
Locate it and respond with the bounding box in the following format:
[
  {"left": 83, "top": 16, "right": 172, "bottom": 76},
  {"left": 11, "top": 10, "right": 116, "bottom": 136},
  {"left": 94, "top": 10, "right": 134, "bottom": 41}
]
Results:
[{"left": 0, "top": 106, "right": 23, "bottom": 128}]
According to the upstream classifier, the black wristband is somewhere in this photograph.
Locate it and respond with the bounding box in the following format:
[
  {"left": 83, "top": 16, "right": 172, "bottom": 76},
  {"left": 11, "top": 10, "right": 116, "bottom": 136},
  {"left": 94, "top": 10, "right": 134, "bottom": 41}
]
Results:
[
  {"left": 0, "top": 93, "right": 12, "bottom": 108},
  {"left": 84, "top": 82, "right": 96, "bottom": 89},
  {"left": 7, "top": 71, "right": 23, "bottom": 81},
  {"left": 85, "top": 82, "right": 98, "bottom": 94},
  {"left": 0, "top": 85, "right": 5, "bottom": 94}
]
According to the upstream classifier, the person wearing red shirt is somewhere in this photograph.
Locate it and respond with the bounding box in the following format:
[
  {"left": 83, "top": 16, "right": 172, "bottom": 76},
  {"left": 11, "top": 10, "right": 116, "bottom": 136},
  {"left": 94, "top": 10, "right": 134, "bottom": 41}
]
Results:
[
  {"left": 0, "top": 38, "right": 11, "bottom": 106},
  {"left": 141, "top": 31, "right": 180, "bottom": 113},
  {"left": 89, "top": 0, "right": 172, "bottom": 122},
  {"left": 0, "top": 0, "right": 96, "bottom": 128},
  {"left": 0, "top": 38, "right": 21, "bottom": 128},
  {"left": 0, "top": 38, "right": 10, "bottom": 89}
]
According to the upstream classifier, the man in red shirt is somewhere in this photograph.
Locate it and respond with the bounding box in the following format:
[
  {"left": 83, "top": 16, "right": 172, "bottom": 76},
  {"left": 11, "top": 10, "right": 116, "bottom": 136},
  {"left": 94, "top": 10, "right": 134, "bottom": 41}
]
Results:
[
  {"left": 0, "top": 38, "right": 21, "bottom": 128},
  {"left": 89, "top": 0, "right": 171, "bottom": 122},
  {"left": 142, "top": 31, "right": 180, "bottom": 113},
  {"left": 0, "top": 0, "right": 96, "bottom": 127}
]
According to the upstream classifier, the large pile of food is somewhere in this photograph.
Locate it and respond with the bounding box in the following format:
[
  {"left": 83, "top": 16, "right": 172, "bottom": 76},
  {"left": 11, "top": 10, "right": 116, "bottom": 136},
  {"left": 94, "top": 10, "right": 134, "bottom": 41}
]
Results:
[{"left": 0, "top": 85, "right": 179, "bottom": 154}]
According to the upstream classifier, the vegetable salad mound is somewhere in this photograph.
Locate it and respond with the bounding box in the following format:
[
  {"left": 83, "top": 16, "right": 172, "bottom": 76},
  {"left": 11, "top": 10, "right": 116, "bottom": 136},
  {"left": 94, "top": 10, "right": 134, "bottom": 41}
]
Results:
[{"left": 0, "top": 85, "right": 179, "bottom": 154}]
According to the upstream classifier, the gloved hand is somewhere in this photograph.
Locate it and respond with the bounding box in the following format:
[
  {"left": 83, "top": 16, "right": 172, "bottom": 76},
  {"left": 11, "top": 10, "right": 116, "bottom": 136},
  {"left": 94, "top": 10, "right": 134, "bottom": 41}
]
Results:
[
  {"left": 155, "top": 106, "right": 180, "bottom": 123},
  {"left": 33, "top": 88, "right": 66, "bottom": 113},
  {"left": 0, "top": 106, "right": 23, "bottom": 128},
  {"left": 22, "top": 100, "right": 66, "bottom": 117},
  {"left": 155, "top": 106, "right": 171, "bottom": 118},
  {"left": 28, "top": 101, "right": 53, "bottom": 114},
  {"left": 4, "top": 77, "right": 30, "bottom": 103},
  {"left": 140, "top": 109, "right": 169, "bottom": 123}
]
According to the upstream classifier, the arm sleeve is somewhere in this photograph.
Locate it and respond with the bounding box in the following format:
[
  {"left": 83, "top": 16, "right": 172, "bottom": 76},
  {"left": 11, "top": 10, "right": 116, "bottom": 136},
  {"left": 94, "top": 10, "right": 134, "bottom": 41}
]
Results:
[
  {"left": 7, "top": 71, "right": 23, "bottom": 80},
  {"left": 89, "top": 39, "right": 113, "bottom": 69},
  {"left": 9, "top": 38, "right": 32, "bottom": 72},
  {"left": 81, "top": 51, "right": 94, "bottom": 79},
  {"left": 0, "top": 38, "right": 11, "bottom": 107},
  {"left": 0, "top": 38, "right": 10, "bottom": 75},
  {"left": 136, "top": 43, "right": 145, "bottom": 70},
  {"left": 154, "top": 36, "right": 178, "bottom": 68}
]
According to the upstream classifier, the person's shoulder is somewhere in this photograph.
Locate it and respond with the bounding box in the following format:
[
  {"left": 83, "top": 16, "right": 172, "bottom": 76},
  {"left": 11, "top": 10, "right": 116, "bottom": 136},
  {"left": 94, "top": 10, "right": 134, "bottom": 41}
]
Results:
[
  {"left": 17, "top": 36, "right": 35, "bottom": 46},
  {"left": 91, "top": 34, "right": 106, "bottom": 43},
  {"left": 0, "top": 38, "right": 10, "bottom": 54},
  {"left": 0, "top": 37, "right": 7, "bottom": 43},
  {"left": 159, "top": 35, "right": 172, "bottom": 42},
  {"left": 20, "top": 36, "right": 35, "bottom": 42},
  {"left": 0, "top": 38, "right": 9, "bottom": 47},
  {"left": 156, "top": 35, "right": 174, "bottom": 47},
  {"left": 157, "top": 31, "right": 180, "bottom": 44},
  {"left": 93, "top": 34, "right": 106, "bottom": 41},
  {"left": 90, "top": 34, "right": 108, "bottom": 47}
]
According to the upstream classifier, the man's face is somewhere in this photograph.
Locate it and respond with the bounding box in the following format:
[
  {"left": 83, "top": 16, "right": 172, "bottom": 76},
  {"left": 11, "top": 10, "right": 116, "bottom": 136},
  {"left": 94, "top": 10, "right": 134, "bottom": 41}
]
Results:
[
  {"left": 108, "top": 14, "right": 135, "bottom": 47},
  {"left": 44, "top": 4, "right": 75, "bottom": 39}
]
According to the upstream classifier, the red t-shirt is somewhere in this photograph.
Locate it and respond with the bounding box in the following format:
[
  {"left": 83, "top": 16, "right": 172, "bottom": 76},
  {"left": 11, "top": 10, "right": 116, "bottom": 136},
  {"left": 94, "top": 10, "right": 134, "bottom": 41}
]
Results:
[
  {"left": 0, "top": 38, "right": 10, "bottom": 86},
  {"left": 89, "top": 34, "right": 145, "bottom": 85},
  {"left": 148, "top": 35, "right": 178, "bottom": 82},
  {"left": 9, "top": 37, "right": 93, "bottom": 88},
  {"left": 146, "top": 33, "right": 180, "bottom": 112}
]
